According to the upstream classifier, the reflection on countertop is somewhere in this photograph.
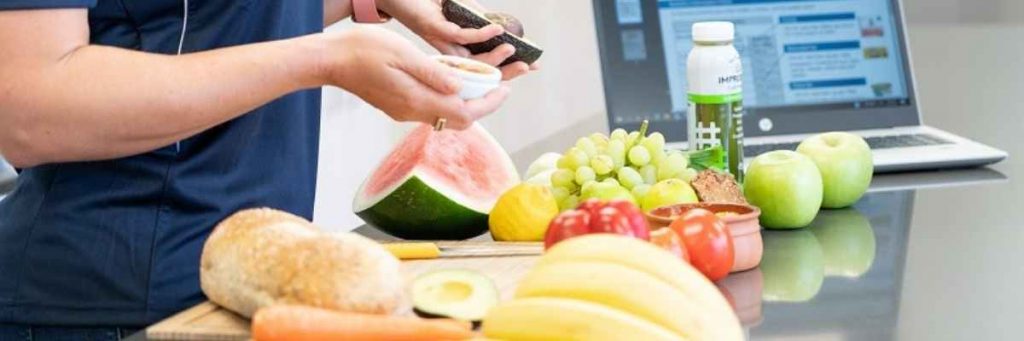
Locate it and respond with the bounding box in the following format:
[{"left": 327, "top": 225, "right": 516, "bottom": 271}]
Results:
[
  {"left": 717, "top": 267, "right": 765, "bottom": 329},
  {"left": 748, "top": 208, "right": 879, "bottom": 306},
  {"left": 751, "top": 190, "right": 912, "bottom": 340}
]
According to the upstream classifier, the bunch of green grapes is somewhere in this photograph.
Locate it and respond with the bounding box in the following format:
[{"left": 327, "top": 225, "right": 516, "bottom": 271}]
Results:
[{"left": 550, "top": 121, "right": 699, "bottom": 210}]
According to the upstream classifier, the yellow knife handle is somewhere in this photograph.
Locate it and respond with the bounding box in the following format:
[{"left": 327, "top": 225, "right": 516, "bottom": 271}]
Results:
[{"left": 383, "top": 243, "right": 441, "bottom": 260}]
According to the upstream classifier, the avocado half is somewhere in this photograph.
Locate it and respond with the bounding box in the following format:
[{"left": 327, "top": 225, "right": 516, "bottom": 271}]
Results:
[
  {"left": 441, "top": 0, "right": 543, "bottom": 66},
  {"left": 412, "top": 269, "right": 499, "bottom": 325}
]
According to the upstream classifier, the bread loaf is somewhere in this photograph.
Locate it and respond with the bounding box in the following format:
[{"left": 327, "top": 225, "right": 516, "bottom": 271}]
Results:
[{"left": 200, "top": 208, "right": 403, "bottom": 318}]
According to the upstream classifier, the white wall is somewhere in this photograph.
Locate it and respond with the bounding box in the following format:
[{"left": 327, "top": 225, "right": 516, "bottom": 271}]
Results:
[
  {"left": 904, "top": 0, "right": 1024, "bottom": 24},
  {"left": 313, "top": 0, "right": 605, "bottom": 231}
]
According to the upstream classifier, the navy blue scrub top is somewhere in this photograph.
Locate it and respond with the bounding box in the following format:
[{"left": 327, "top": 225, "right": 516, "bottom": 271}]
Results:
[{"left": 0, "top": 0, "right": 323, "bottom": 326}]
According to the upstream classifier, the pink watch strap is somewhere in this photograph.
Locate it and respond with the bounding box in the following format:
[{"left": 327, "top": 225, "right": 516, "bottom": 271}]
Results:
[{"left": 353, "top": 0, "right": 389, "bottom": 24}]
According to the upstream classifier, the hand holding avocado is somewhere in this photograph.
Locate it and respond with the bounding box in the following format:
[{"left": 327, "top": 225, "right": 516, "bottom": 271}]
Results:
[
  {"left": 380, "top": 0, "right": 540, "bottom": 80},
  {"left": 441, "top": 0, "right": 544, "bottom": 67}
]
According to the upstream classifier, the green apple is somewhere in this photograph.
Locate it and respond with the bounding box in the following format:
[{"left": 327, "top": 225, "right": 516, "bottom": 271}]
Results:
[
  {"left": 744, "top": 151, "right": 823, "bottom": 229},
  {"left": 640, "top": 179, "right": 699, "bottom": 212},
  {"left": 760, "top": 230, "right": 825, "bottom": 302},
  {"left": 809, "top": 209, "right": 876, "bottom": 278},
  {"left": 580, "top": 181, "right": 637, "bottom": 204},
  {"left": 796, "top": 132, "right": 873, "bottom": 209}
]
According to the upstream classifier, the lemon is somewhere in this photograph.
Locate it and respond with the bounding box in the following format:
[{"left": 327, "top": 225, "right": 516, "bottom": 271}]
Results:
[{"left": 489, "top": 183, "right": 560, "bottom": 241}]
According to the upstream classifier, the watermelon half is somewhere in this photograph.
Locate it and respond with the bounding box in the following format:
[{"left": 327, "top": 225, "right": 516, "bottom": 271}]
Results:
[{"left": 354, "top": 123, "right": 519, "bottom": 240}]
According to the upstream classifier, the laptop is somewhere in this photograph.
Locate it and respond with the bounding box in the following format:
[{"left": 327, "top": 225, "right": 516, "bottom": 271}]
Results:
[{"left": 593, "top": 0, "right": 1007, "bottom": 172}]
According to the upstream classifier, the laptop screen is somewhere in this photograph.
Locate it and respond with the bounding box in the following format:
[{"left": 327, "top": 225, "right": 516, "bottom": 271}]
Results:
[{"left": 595, "top": 0, "right": 920, "bottom": 141}]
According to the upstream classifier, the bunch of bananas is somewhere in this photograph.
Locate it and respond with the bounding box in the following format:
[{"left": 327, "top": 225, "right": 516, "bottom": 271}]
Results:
[{"left": 481, "top": 234, "right": 743, "bottom": 340}]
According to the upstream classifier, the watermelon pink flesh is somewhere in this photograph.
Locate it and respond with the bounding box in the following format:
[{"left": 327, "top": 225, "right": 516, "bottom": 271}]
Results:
[
  {"left": 354, "top": 123, "right": 519, "bottom": 240},
  {"left": 363, "top": 124, "right": 517, "bottom": 208}
]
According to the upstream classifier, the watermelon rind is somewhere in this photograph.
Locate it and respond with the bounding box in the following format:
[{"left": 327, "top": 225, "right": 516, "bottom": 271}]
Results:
[
  {"left": 353, "top": 123, "right": 518, "bottom": 240},
  {"left": 355, "top": 171, "right": 489, "bottom": 240}
]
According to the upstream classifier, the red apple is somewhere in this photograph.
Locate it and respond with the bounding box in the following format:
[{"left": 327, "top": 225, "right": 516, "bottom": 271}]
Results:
[
  {"left": 544, "top": 200, "right": 651, "bottom": 249},
  {"left": 589, "top": 206, "right": 634, "bottom": 236},
  {"left": 576, "top": 199, "right": 605, "bottom": 215},
  {"left": 606, "top": 199, "right": 651, "bottom": 240},
  {"left": 544, "top": 210, "right": 591, "bottom": 249}
]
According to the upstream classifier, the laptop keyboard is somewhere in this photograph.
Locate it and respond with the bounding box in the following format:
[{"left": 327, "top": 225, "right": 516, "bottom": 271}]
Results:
[{"left": 744, "top": 133, "right": 953, "bottom": 157}]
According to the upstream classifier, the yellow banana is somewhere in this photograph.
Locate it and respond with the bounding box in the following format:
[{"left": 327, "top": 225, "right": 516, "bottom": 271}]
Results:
[
  {"left": 482, "top": 297, "right": 681, "bottom": 341},
  {"left": 538, "top": 234, "right": 743, "bottom": 341},
  {"left": 516, "top": 260, "right": 703, "bottom": 339}
]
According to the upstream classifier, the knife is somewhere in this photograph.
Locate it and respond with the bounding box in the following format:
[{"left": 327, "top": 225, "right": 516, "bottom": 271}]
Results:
[{"left": 384, "top": 241, "right": 543, "bottom": 260}]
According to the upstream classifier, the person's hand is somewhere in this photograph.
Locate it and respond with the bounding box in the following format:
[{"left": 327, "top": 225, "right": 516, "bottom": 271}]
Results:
[
  {"left": 378, "top": 0, "right": 539, "bottom": 81},
  {"left": 322, "top": 27, "right": 510, "bottom": 130}
]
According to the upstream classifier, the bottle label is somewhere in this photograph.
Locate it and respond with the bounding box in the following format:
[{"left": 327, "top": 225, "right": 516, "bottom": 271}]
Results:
[{"left": 687, "top": 93, "right": 744, "bottom": 182}]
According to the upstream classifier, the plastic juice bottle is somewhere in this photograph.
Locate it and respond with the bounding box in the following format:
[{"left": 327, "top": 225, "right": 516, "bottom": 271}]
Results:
[{"left": 687, "top": 21, "right": 744, "bottom": 182}]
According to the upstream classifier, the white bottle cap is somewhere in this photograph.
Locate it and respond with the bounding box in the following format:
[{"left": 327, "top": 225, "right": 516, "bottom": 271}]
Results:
[{"left": 692, "top": 22, "right": 735, "bottom": 43}]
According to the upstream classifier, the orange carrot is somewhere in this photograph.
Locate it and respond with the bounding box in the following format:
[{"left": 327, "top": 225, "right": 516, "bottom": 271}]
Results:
[{"left": 251, "top": 305, "right": 474, "bottom": 341}]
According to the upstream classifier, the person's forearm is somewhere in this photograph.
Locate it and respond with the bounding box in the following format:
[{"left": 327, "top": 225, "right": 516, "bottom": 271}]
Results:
[
  {"left": 324, "top": 0, "right": 353, "bottom": 27},
  {"left": 0, "top": 36, "right": 327, "bottom": 168}
]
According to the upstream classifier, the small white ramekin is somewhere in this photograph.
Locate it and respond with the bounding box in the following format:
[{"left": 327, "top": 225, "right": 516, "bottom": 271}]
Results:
[{"left": 433, "top": 55, "right": 501, "bottom": 100}]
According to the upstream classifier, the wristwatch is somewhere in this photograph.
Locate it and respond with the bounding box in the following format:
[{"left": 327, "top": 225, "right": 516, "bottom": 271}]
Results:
[{"left": 352, "top": 0, "right": 390, "bottom": 24}]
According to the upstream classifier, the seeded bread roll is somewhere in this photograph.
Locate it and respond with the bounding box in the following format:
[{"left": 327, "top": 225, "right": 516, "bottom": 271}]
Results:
[{"left": 200, "top": 208, "right": 403, "bottom": 318}]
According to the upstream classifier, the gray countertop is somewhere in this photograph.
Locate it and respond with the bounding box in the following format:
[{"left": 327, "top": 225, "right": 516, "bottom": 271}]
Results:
[{"left": 853, "top": 23, "right": 1024, "bottom": 341}]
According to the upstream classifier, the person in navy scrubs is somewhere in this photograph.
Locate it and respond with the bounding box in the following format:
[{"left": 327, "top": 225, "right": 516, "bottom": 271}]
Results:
[{"left": 0, "top": 0, "right": 532, "bottom": 339}]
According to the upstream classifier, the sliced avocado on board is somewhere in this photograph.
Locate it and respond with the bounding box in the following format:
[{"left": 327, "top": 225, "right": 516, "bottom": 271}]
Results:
[
  {"left": 412, "top": 269, "right": 499, "bottom": 326},
  {"left": 442, "top": 0, "right": 543, "bottom": 66}
]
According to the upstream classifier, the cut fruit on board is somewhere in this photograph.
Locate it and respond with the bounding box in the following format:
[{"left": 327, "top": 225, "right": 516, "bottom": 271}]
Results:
[
  {"left": 412, "top": 269, "right": 499, "bottom": 324},
  {"left": 146, "top": 256, "right": 539, "bottom": 340},
  {"left": 354, "top": 123, "right": 519, "bottom": 240}
]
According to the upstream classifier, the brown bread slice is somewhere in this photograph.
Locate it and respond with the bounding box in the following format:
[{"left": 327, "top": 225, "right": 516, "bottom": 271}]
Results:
[{"left": 691, "top": 170, "right": 748, "bottom": 204}]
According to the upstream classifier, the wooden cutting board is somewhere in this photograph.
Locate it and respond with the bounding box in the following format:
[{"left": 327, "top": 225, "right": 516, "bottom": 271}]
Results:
[{"left": 146, "top": 254, "right": 539, "bottom": 340}]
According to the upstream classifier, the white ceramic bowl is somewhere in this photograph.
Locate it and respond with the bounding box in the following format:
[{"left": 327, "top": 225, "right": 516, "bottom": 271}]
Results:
[{"left": 433, "top": 55, "right": 501, "bottom": 100}]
